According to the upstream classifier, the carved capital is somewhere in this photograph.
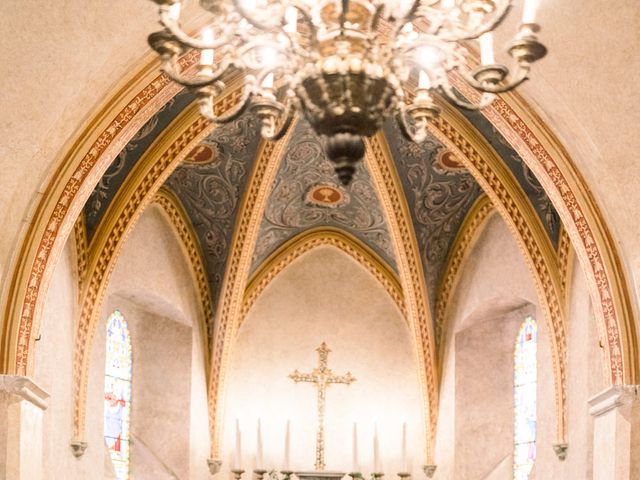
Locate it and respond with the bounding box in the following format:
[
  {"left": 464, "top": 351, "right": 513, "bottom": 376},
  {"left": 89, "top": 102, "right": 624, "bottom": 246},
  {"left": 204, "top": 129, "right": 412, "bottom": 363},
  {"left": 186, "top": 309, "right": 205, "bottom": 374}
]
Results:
[
  {"left": 422, "top": 465, "right": 436, "bottom": 478},
  {"left": 70, "top": 440, "right": 88, "bottom": 458},
  {"left": 553, "top": 443, "right": 568, "bottom": 460},
  {"left": 208, "top": 458, "right": 222, "bottom": 475},
  {"left": 0, "top": 375, "right": 49, "bottom": 410}
]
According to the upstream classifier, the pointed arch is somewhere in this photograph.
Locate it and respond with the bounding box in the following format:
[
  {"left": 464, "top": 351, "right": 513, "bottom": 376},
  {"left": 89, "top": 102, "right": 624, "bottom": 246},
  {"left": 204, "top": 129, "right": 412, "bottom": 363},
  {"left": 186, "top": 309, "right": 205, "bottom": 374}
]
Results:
[{"left": 241, "top": 227, "right": 406, "bottom": 325}]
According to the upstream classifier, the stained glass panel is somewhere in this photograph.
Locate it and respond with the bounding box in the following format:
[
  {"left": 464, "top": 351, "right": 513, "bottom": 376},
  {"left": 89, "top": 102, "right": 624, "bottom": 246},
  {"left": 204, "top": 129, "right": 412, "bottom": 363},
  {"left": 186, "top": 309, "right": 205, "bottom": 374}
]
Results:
[
  {"left": 513, "top": 317, "right": 537, "bottom": 480},
  {"left": 104, "top": 310, "right": 132, "bottom": 480}
]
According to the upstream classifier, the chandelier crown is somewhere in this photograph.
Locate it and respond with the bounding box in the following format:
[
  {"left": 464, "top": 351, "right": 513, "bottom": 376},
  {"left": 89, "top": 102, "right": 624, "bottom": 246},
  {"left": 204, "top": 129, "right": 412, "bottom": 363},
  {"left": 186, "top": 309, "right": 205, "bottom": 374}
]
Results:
[{"left": 149, "top": 0, "right": 546, "bottom": 184}]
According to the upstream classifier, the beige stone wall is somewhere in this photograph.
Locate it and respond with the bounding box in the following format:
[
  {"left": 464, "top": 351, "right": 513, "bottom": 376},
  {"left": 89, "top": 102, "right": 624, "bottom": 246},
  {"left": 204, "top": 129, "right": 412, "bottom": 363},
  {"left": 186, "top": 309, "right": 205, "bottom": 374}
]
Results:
[
  {"left": 222, "top": 246, "right": 424, "bottom": 476},
  {"left": 435, "top": 214, "right": 612, "bottom": 479},
  {"left": 31, "top": 205, "right": 210, "bottom": 478}
]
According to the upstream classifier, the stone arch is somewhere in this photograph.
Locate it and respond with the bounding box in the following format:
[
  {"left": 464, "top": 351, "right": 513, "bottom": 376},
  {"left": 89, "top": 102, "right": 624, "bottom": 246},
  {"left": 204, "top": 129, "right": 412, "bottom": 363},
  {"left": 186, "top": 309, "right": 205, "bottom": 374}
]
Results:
[{"left": 241, "top": 227, "right": 406, "bottom": 326}]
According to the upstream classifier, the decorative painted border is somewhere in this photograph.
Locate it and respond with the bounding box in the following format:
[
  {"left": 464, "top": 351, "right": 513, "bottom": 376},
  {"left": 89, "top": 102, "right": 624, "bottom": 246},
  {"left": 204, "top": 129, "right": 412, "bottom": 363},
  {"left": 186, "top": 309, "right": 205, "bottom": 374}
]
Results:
[
  {"left": 72, "top": 104, "right": 214, "bottom": 440},
  {"left": 1, "top": 51, "right": 199, "bottom": 376},
  {"left": 435, "top": 195, "right": 495, "bottom": 350},
  {"left": 241, "top": 227, "right": 406, "bottom": 324},
  {"left": 366, "top": 134, "right": 438, "bottom": 460},
  {"left": 153, "top": 186, "right": 214, "bottom": 369},
  {"left": 427, "top": 104, "right": 568, "bottom": 443},
  {"left": 557, "top": 226, "right": 574, "bottom": 302},
  {"left": 73, "top": 214, "right": 89, "bottom": 296},
  {"left": 206, "top": 126, "right": 295, "bottom": 458}
]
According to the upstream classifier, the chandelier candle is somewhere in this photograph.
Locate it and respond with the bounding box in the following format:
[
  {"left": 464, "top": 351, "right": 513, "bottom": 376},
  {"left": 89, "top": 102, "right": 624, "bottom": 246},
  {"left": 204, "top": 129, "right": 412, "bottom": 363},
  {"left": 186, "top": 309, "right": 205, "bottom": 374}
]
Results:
[{"left": 148, "top": 0, "right": 548, "bottom": 185}]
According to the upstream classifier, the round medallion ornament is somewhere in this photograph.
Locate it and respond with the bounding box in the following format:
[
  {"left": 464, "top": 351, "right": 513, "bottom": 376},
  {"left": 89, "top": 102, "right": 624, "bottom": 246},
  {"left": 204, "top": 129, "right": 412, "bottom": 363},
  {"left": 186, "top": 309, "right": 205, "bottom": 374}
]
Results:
[
  {"left": 183, "top": 143, "right": 218, "bottom": 165},
  {"left": 436, "top": 149, "right": 466, "bottom": 173},
  {"left": 305, "top": 184, "right": 349, "bottom": 208}
]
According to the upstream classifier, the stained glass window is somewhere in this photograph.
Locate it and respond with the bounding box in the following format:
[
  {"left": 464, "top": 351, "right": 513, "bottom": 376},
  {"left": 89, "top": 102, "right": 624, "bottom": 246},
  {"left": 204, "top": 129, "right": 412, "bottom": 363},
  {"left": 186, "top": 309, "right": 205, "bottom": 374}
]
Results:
[
  {"left": 104, "top": 310, "right": 132, "bottom": 480},
  {"left": 513, "top": 316, "right": 537, "bottom": 480}
]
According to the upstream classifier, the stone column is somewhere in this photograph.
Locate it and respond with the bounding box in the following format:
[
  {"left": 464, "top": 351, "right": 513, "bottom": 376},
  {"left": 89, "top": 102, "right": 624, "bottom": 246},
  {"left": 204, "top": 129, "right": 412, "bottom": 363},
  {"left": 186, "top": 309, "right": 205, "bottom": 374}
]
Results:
[
  {"left": 0, "top": 375, "right": 49, "bottom": 480},
  {"left": 588, "top": 385, "right": 640, "bottom": 480}
]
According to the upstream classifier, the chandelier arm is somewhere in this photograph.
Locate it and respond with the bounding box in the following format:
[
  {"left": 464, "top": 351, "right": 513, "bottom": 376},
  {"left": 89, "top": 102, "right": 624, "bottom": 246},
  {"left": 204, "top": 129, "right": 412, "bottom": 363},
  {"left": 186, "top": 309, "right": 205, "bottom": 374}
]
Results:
[
  {"left": 283, "top": 2, "right": 320, "bottom": 52},
  {"left": 396, "top": 108, "right": 428, "bottom": 143},
  {"left": 159, "top": 9, "right": 244, "bottom": 50},
  {"left": 439, "top": 82, "right": 496, "bottom": 110},
  {"left": 462, "top": 64, "right": 531, "bottom": 94},
  {"left": 197, "top": 77, "right": 256, "bottom": 124},
  {"left": 435, "top": 3, "right": 514, "bottom": 42},
  {"left": 160, "top": 56, "right": 236, "bottom": 89},
  {"left": 261, "top": 101, "right": 296, "bottom": 141},
  {"left": 231, "top": 0, "right": 282, "bottom": 33}
]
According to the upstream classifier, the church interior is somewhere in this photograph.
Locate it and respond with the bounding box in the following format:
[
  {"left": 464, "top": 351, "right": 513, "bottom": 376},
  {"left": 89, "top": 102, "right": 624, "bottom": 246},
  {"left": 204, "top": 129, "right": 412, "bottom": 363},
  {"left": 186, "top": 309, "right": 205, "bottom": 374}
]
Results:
[{"left": 1, "top": 1, "right": 639, "bottom": 479}]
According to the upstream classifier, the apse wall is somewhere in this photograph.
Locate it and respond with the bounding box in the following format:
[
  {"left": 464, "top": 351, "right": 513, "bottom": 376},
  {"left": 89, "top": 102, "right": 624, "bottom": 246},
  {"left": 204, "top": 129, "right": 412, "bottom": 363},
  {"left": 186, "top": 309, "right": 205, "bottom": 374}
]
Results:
[
  {"left": 434, "top": 213, "right": 607, "bottom": 479},
  {"left": 33, "top": 205, "right": 211, "bottom": 479},
  {"left": 222, "top": 246, "right": 425, "bottom": 478}
]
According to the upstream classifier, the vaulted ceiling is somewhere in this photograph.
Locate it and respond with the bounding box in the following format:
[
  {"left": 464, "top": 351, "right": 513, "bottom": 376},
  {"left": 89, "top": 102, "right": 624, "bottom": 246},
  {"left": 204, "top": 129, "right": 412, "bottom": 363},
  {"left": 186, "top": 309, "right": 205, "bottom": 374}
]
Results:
[{"left": 82, "top": 89, "right": 561, "bottom": 338}]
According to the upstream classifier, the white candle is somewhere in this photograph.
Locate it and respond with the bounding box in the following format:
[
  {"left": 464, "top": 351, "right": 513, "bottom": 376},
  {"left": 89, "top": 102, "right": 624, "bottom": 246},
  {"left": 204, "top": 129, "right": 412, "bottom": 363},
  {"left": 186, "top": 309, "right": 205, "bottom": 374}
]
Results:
[
  {"left": 418, "top": 70, "right": 431, "bottom": 90},
  {"left": 284, "top": 420, "right": 291, "bottom": 470},
  {"left": 479, "top": 32, "right": 495, "bottom": 66},
  {"left": 261, "top": 73, "right": 274, "bottom": 89},
  {"left": 352, "top": 422, "right": 360, "bottom": 472},
  {"left": 401, "top": 422, "right": 407, "bottom": 472},
  {"left": 522, "top": 0, "right": 538, "bottom": 24},
  {"left": 200, "top": 28, "right": 214, "bottom": 67},
  {"left": 167, "top": 2, "right": 181, "bottom": 21},
  {"left": 256, "top": 418, "right": 264, "bottom": 470},
  {"left": 373, "top": 422, "right": 381, "bottom": 473},
  {"left": 441, "top": 0, "right": 455, "bottom": 9},
  {"left": 235, "top": 419, "right": 242, "bottom": 470},
  {"left": 284, "top": 6, "right": 298, "bottom": 34}
]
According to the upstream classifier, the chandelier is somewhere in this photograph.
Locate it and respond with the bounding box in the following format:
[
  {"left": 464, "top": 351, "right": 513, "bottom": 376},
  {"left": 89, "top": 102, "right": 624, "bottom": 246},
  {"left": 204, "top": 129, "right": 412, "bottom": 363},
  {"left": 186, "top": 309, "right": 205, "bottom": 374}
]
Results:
[{"left": 148, "top": 0, "right": 546, "bottom": 184}]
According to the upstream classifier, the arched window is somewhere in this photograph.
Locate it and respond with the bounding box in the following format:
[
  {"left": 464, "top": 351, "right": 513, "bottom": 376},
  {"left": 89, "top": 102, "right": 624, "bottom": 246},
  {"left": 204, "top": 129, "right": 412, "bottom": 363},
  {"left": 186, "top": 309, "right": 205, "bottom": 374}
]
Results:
[
  {"left": 513, "top": 316, "right": 537, "bottom": 480},
  {"left": 104, "top": 310, "right": 132, "bottom": 480}
]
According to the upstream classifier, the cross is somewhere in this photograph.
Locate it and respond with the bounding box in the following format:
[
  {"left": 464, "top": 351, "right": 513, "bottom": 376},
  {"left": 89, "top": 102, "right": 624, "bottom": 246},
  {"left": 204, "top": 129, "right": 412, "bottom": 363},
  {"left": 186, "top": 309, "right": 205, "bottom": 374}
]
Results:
[{"left": 289, "top": 342, "right": 356, "bottom": 471}]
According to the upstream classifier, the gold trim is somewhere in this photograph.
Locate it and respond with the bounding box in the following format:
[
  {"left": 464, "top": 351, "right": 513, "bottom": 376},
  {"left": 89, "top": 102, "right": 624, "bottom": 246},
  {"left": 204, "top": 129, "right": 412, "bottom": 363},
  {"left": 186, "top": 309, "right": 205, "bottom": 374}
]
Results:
[
  {"left": 429, "top": 101, "right": 568, "bottom": 443},
  {"left": 206, "top": 125, "right": 295, "bottom": 459},
  {"left": 435, "top": 195, "right": 495, "bottom": 353},
  {"left": 152, "top": 186, "right": 213, "bottom": 370},
  {"left": 242, "top": 227, "right": 406, "bottom": 323},
  {"left": 366, "top": 133, "right": 437, "bottom": 460}
]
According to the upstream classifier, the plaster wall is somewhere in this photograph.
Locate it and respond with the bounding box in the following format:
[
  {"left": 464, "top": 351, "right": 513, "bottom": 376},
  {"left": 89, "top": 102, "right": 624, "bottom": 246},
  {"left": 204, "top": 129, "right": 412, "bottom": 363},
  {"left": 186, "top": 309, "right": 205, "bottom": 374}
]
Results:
[
  {"left": 433, "top": 214, "right": 539, "bottom": 479},
  {"left": 222, "top": 246, "right": 424, "bottom": 477},
  {"left": 33, "top": 238, "right": 81, "bottom": 477},
  {"left": 31, "top": 205, "right": 210, "bottom": 478}
]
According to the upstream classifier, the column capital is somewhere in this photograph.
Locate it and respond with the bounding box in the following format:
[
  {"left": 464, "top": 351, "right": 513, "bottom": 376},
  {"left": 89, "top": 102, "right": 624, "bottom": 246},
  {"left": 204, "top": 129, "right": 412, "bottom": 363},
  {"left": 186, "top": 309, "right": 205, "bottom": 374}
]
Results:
[
  {"left": 0, "top": 375, "right": 49, "bottom": 410},
  {"left": 588, "top": 385, "right": 640, "bottom": 417}
]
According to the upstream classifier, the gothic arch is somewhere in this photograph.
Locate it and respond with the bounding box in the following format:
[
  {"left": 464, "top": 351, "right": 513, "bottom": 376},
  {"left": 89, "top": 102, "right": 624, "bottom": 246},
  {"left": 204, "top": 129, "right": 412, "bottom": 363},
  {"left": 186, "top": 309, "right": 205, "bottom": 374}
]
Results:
[
  {"left": 423, "top": 103, "right": 568, "bottom": 445},
  {"left": 435, "top": 195, "right": 496, "bottom": 357},
  {"left": 241, "top": 228, "right": 406, "bottom": 326}
]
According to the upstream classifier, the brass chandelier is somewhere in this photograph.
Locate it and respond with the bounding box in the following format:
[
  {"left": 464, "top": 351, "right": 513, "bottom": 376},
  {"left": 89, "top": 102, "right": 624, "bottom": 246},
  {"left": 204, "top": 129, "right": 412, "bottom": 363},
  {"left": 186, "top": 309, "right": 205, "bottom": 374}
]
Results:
[{"left": 148, "top": 0, "right": 546, "bottom": 184}]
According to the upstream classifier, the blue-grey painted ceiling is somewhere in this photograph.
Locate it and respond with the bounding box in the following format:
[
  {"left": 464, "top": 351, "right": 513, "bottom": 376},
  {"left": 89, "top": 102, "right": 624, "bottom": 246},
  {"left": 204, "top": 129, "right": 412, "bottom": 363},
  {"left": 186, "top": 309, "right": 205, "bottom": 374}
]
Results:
[
  {"left": 250, "top": 120, "right": 397, "bottom": 274},
  {"left": 384, "top": 120, "right": 483, "bottom": 311},
  {"left": 81, "top": 92, "right": 563, "bottom": 335},
  {"left": 83, "top": 90, "right": 195, "bottom": 241},
  {"left": 164, "top": 113, "right": 262, "bottom": 345}
]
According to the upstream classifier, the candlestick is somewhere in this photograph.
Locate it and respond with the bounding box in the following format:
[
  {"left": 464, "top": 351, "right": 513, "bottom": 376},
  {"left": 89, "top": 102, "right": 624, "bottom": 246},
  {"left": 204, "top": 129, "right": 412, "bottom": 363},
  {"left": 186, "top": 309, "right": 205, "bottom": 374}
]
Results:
[
  {"left": 232, "top": 470, "right": 245, "bottom": 480},
  {"left": 235, "top": 419, "right": 242, "bottom": 470},
  {"left": 253, "top": 469, "right": 267, "bottom": 480},
  {"left": 522, "top": 0, "right": 538, "bottom": 24},
  {"left": 401, "top": 422, "right": 407, "bottom": 473},
  {"left": 479, "top": 32, "right": 495, "bottom": 66},
  {"left": 373, "top": 422, "right": 381, "bottom": 474},
  {"left": 284, "top": 420, "right": 291, "bottom": 471}
]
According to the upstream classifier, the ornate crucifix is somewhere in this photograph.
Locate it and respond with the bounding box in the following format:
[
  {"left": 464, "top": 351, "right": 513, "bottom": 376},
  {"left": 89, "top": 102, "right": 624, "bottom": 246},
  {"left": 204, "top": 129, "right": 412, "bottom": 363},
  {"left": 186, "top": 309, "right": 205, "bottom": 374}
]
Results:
[{"left": 289, "top": 342, "right": 356, "bottom": 471}]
